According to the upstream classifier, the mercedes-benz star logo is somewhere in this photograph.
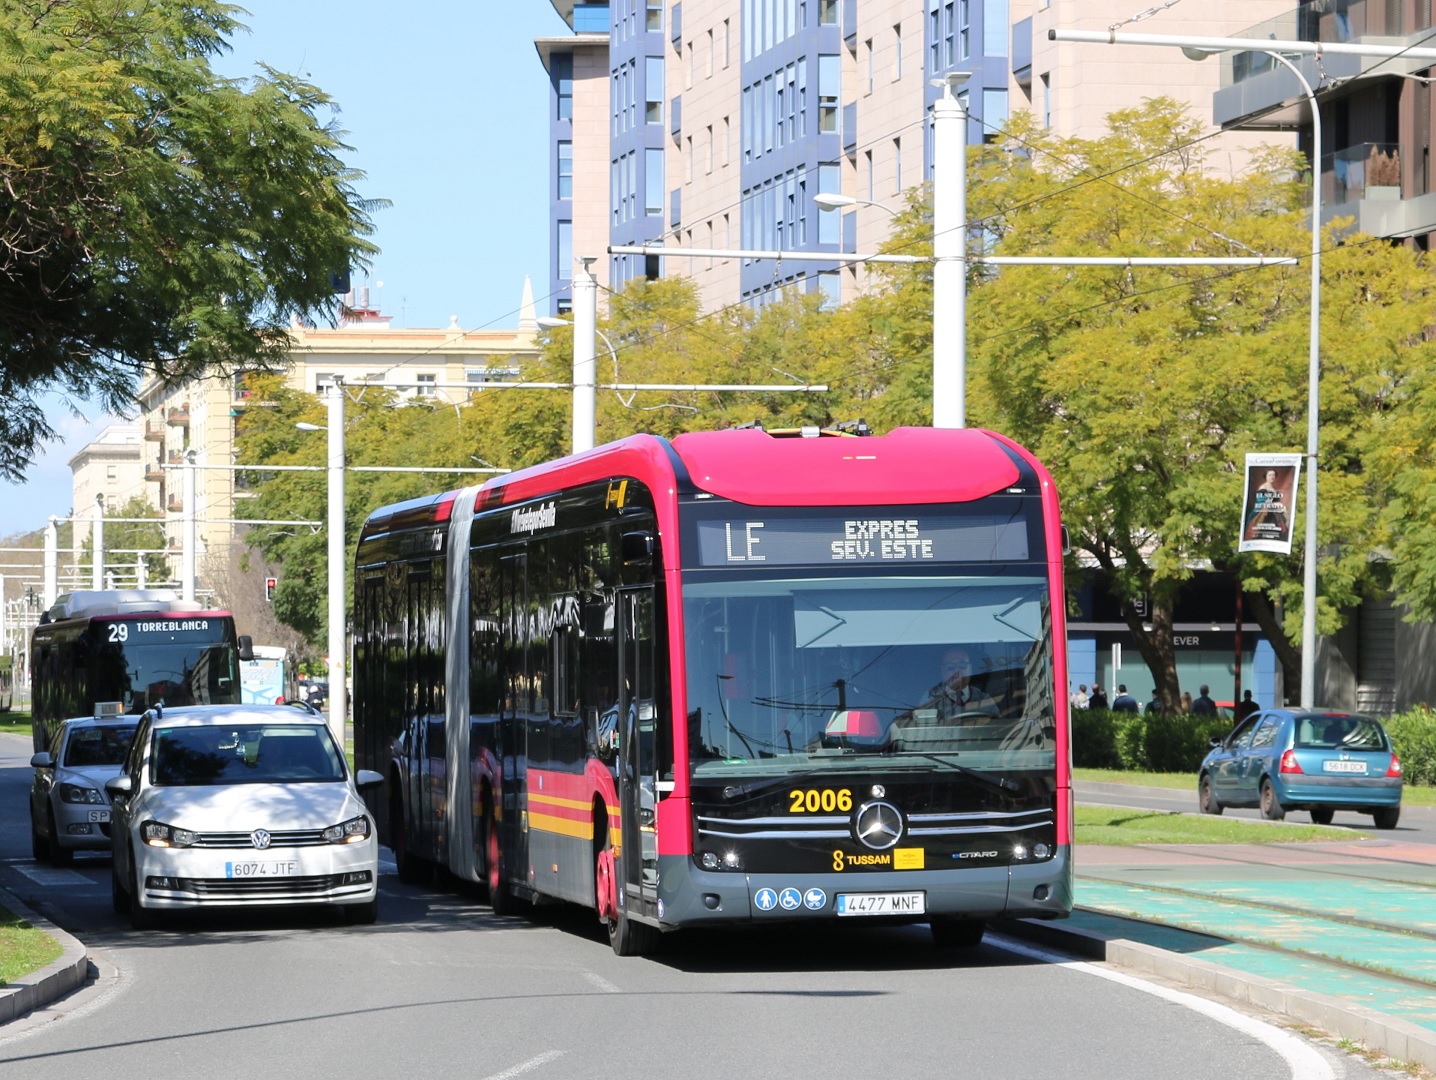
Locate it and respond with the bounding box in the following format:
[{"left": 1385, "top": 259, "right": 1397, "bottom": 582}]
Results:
[
  {"left": 853, "top": 800, "right": 903, "bottom": 850},
  {"left": 250, "top": 829, "right": 272, "bottom": 849}
]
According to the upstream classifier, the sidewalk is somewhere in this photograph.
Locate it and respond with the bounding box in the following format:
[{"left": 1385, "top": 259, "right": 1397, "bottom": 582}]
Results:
[
  {"left": 1006, "top": 835, "right": 1436, "bottom": 1071},
  {"left": 0, "top": 886, "right": 87, "bottom": 1026}
]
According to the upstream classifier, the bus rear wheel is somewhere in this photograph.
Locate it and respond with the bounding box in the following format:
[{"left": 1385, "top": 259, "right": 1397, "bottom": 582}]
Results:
[
  {"left": 485, "top": 798, "right": 517, "bottom": 916},
  {"left": 390, "top": 785, "right": 424, "bottom": 884}
]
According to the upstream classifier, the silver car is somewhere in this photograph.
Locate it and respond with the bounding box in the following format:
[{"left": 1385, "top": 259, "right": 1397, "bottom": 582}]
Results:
[
  {"left": 106, "top": 703, "right": 383, "bottom": 929},
  {"left": 30, "top": 717, "right": 138, "bottom": 865}
]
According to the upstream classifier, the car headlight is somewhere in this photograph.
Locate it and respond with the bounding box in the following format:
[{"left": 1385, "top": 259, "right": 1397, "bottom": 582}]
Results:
[
  {"left": 322, "top": 816, "right": 371, "bottom": 844},
  {"left": 142, "top": 821, "right": 198, "bottom": 848},
  {"left": 59, "top": 783, "right": 105, "bottom": 804}
]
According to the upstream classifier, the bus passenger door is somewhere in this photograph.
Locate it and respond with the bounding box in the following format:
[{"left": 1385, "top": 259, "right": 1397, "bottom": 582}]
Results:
[
  {"left": 499, "top": 553, "right": 529, "bottom": 890},
  {"left": 618, "top": 587, "right": 659, "bottom": 915}
]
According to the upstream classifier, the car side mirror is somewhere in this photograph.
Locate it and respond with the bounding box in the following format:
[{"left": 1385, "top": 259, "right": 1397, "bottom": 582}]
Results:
[
  {"left": 1209, "top": 736, "right": 1223, "bottom": 748},
  {"left": 355, "top": 769, "right": 384, "bottom": 792},
  {"left": 30, "top": 752, "right": 53, "bottom": 769},
  {"left": 105, "top": 775, "right": 134, "bottom": 799},
  {"left": 237, "top": 634, "right": 255, "bottom": 662}
]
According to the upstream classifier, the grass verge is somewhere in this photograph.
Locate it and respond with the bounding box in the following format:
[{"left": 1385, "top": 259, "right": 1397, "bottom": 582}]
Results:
[
  {"left": 1076, "top": 804, "right": 1354, "bottom": 844},
  {"left": 0, "top": 904, "right": 62, "bottom": 988}
]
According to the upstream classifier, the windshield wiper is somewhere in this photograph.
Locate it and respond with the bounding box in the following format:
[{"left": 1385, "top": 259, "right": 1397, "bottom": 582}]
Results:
[{"left": 884, "top": 753, "right": 1023, "bottom": 793}]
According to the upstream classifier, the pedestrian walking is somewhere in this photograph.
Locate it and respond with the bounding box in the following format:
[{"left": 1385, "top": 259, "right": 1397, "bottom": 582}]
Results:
[
  {"left": 1088, "top": 684, "right": 1109, "bottom": 711},
  {"left": 1234, "top": 689, "right": 1259, "bottom": 723},
  {"left": 1144, "top": 688, "right": 1161, "bottom": 715},
  {"left": 1071, "top": 683, "right": 1089, "bottom": 710}
]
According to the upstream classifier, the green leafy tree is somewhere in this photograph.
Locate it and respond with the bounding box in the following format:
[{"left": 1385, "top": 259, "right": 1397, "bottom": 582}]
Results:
[
  {"left": 0, "top": 0, "right": 383, "bottom": 481},
  {"left": 865, "top": 99, "right": 1435, "bottom": 705}
]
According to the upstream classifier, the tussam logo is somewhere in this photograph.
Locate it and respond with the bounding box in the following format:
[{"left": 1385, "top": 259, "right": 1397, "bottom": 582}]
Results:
[{"left": 510, "top": 502, "right": 556, "bottom": 535}]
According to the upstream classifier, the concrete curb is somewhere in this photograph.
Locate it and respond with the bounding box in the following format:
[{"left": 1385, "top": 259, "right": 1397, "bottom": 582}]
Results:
[
  {"left": 0, "top": 886, "right": 88, "bottom": 1026},
  {"left": 1001, "top": 914, "right": 1436, "bottom": 1072}
]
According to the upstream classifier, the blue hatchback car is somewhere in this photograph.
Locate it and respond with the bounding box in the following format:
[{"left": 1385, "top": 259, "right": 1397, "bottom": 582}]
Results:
[{"left": 1198, "top": 709, "right": 1403, "bottom": 829}]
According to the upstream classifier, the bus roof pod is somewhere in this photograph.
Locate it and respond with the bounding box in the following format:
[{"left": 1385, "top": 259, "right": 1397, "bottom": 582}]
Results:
[{"left": 47, "top": 589, "right": 207, "bottom": 622}]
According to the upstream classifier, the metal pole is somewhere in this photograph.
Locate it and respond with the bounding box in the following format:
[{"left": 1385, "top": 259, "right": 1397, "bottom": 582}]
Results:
[
  {"left": 43, "top": 518, "right": 57, "bottom": 609},
  {"left": 572, "top": 257, "right": 598, "bottom": 453},
  {"left": 932, "top": 73, "right": 970, "bottom": 428},
  {"left": 327, "top": 382, "right": 347, "bottom": 747},
  {"left": 182, "top": 451, "right": 197, "bottom": 601},
  {"left": 1257, "top": 51, "right": 1324, "bottom": 710},
  {"left": 92, "top": 495, "right": 104, "bottom": 590}
]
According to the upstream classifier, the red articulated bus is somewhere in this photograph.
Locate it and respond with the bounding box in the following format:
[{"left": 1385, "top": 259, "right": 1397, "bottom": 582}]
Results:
[{"left": 353, "top": 426, "right": 1073, "bottom": 955}]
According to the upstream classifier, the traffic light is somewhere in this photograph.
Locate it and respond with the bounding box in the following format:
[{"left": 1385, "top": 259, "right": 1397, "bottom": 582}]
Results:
[{"left": 265, "top": 576, "right": 277, "bottom": 602}]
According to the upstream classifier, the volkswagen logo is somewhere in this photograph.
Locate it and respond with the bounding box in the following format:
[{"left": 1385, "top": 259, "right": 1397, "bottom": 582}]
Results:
[
  {"left": 250, "top": 829, "right": 272, "bottom": 850},
  {"left": 853, "top": 800, "right": 903, "bottom": 850}
]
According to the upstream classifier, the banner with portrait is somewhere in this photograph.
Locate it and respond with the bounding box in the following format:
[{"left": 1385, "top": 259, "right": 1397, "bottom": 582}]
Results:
[{"left": 1239, "top": 453, "right": 1303, "bottom": 554}]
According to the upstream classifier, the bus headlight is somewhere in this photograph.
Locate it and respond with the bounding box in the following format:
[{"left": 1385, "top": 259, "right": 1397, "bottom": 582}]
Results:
[
  {"left": 143, "top": 821, "right": 197, "bottom": 847},
  {"left": 322, "top": 816, "right": 371, "bottom": 844}
]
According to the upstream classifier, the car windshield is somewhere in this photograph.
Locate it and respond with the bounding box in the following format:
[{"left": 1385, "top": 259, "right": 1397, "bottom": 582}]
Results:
[
  {"left": 682, "top": 571, "right": 1057, "bottom": 778},
  {"left": 151, "top": 723, "right": 346, "bottom": 785},
  {"left": 64, "top": 725, "right": 137, "bottom": 767},
  {"left": 1294, "top": 714, "right": 1388, "bottom": 751}
]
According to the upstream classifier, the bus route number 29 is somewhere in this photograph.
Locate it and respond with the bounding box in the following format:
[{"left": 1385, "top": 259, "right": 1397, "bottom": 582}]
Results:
[
  {"left": 107, "top": 623, "right": 129, "bottom": 643},
  {"left": 789, "top": 788, "right": 853, "bottom": 813}
]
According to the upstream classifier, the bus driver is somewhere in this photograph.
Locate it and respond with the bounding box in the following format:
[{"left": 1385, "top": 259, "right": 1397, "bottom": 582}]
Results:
[{"left": 935, "top": 648, "right": 999, "bottom": 719}]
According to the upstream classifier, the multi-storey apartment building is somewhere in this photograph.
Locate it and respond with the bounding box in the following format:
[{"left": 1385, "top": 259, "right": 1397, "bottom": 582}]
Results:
[
  {"left": 538, "top": 1, "right": 1291, "bottom": 313},
  {"left": 126, "top": 286, "right": 541, "bottom": 584},
  {"left": 69, "top": 424, "right": 146, "bottom": 520}
]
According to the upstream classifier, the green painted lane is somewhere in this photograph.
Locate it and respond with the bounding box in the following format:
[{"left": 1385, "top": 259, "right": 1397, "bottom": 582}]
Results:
[
  {"left": 1076, "top": 878, "right": 1436, "bottom": 984},
  {"left": 1061, "top": 908, "right": 1436, "bottom": 1032}
]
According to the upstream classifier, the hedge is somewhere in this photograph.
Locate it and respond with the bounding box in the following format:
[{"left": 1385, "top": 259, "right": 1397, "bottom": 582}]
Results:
[
  {"left": 1074, "top": 704, "right": 1436, "bottom": 786},
  {"left": 1073, "top": 708, "right": 1231, "bottom": 773}
]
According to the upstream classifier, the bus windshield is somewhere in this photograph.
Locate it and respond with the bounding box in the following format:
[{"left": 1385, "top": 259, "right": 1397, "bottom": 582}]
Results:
[
  {"left": 92, "top": 639, "right": 240, "bottom": 713},
  {"left": 682, "top": 572, "right": 1056, "bottom": 778}
]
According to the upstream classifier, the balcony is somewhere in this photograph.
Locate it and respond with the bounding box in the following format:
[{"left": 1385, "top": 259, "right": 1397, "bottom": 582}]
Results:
[
  {"left": 143, "top": 420, "right": 165, "bottom": 441},
  {"left": 1222, "top": 1, "right": 1407, "bottom": 93},
  {"left": 166, "top": 449, "right": 186, "bottom": 465},
  {"left": 144, "top": 462, "right": 164, "bottom": 483},
  {"left": 167, "top": 405, "right": 190, "bottom": 427},
  {"left": 166, "top": 495, "right": 185, "bottom": 513},
  {"left": 1326, "top": 142, "right": 1401, "bottom": 205}
]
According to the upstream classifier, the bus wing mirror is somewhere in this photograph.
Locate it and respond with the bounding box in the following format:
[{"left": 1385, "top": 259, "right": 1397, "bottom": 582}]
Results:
[
  {"left": 621, "top": 531, "right": 656, "bottom": 565},
  {"left": 237, "top": 635, "right": 255, "bottom": 662},
  {"left": 1060, "top": 527, "right": 1072, "bottom": 556}
]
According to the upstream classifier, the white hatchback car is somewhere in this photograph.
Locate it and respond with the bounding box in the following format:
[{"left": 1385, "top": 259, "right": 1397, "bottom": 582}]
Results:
[
  {"left": 30, "top": 716, "right": 139, "bottom": 864},
  {"left": 106, "top": 704, "right": 383, "bottom": 929}
]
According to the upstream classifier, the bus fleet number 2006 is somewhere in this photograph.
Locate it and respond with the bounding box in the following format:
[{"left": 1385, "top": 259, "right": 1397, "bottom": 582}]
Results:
[{"left": 789, "top": 788, "right": 853, "bottom": 813}]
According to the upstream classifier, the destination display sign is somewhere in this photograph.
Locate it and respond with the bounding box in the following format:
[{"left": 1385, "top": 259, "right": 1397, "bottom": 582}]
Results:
[
  {"left": 694, "top": 515, "right": 1030, "bottom": 567},
  {"left": 96, "top": 618, "right": 222, "bottom": 646}
]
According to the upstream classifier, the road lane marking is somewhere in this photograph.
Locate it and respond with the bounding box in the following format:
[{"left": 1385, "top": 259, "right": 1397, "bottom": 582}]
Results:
[
  {"left": 478, "top": 1050, "right": 565, "bottom": 1080},
  {"left": 582, "top": 970, "right": 621, "bottom": 993},
  {"left": 990, "top": 933, "right": 1333, "bottom": 1080}
]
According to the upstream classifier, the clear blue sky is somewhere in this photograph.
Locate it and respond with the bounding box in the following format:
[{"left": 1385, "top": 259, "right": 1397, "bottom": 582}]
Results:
[{"left": 0, "top": 1, "right": 569, "bottom": 539}]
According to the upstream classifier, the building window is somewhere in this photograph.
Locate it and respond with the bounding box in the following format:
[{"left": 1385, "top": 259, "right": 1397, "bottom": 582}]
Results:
[
  {"left": 416, "top": 374, "right": 436, "bottom": 397},
  {"left": 983, "top": 0, "right": 1007, "bottom": 57},
  {"left": 646, "top": 147, "right": 664, "bottom": 215},
  {"left": 316, "top": 372, "right": 339, "bottom": 392},
  {"left": 646, "top": 56, "right": 664, "bottom": 123},
  {"left": 724, "top": 18, "right": 731, "bottom": 67},
  {"left": 865, "top": 39, "right": 874, "bottom": 95},
  {"left": 893, "top": 24, "right": 902, "bottom": 80},
  {"left": 818, "top": 54, "right": 839, "bottom": 133},
  {"left": 555, "top": 54, "right": 573, "bottom": 120},
  {"left": 558, "top": 220, "right": 572, "bottom": 278},
  {"left": 818, "top": 162, "right": 840, "bottom": 244},
  {"left": 107, "top": 465, "right": 117, "bottom": 481},
  {"left": 982, "top": 88, "right": 1008, "bottom": 142},
  {"left": 466, "top": 369, "right": 487, "bottom": 384},
  {"left": 707, "top": 28, "right": 715, "bottom": 77},
  {"left": 894, "top": 136, "right": 901, "bottom": 194},
  {"left": 817, "top": 270, "right": 840, "bottom": 309},
  {"left": 865, "top": 149, "right": 874, "bottom": 200},
  {"left": 647, "top": 0, "right": 662, "bottom": 31},
  {"left": 557, "top": 141, "right": 573, "bottom": 198},
  {"left": 1041, "top": 72, "right": 1051, "bottom": 128},
  {"left": 820, "top": 0, "right": 837, "bottom": 25}
]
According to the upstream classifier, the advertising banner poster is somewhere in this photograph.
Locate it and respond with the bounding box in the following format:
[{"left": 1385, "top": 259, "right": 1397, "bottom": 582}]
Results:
[{"left": 1239, "top": 453, "right": 1303, "bottom": 554}]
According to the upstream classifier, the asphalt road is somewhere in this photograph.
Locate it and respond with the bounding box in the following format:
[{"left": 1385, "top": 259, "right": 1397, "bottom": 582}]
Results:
[{"left": 0, "top": 733, "right": 1395, "bottom": 1080}]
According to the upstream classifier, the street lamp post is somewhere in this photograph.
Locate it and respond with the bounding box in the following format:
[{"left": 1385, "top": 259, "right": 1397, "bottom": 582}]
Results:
[
  {"left": 1049, "top": 27, "right": 1345, "bottom": 707},
  {"left": 297, "top": 380, "right": 347, "bottom": 748},
  {"left": 931, "top": 72, "right": 970, "bottom": 429}
]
